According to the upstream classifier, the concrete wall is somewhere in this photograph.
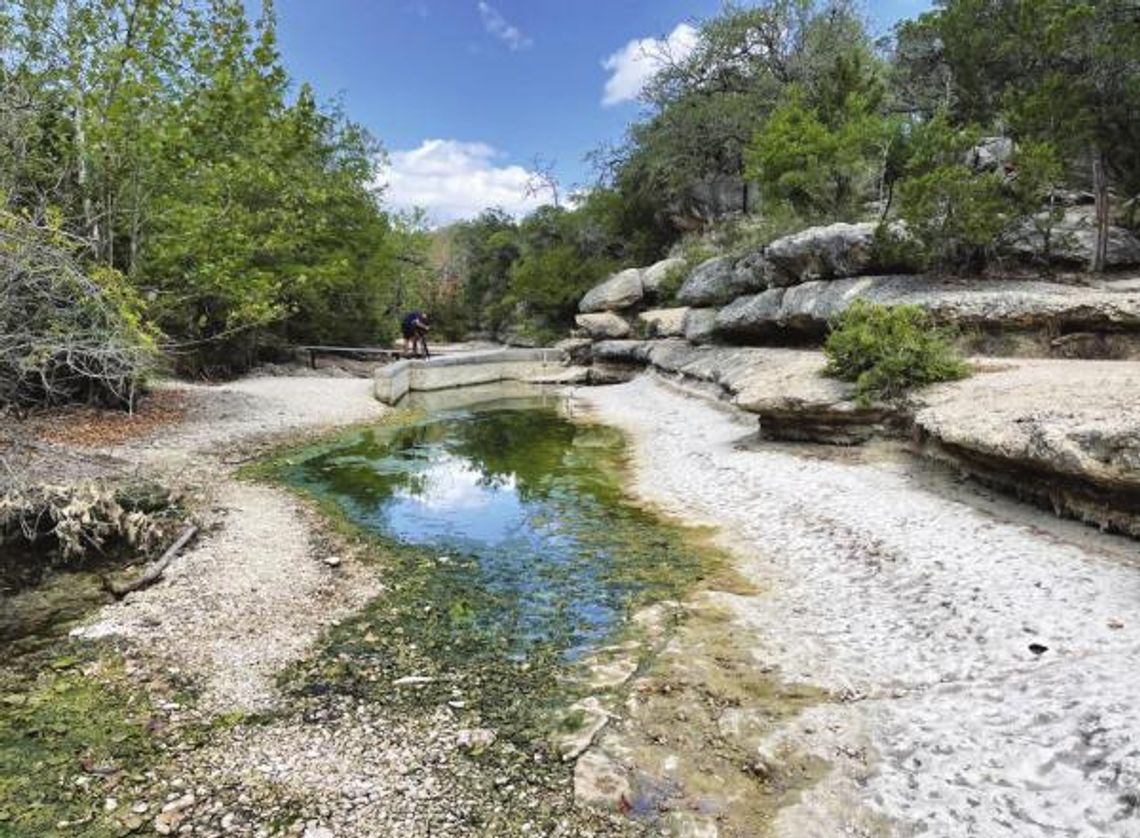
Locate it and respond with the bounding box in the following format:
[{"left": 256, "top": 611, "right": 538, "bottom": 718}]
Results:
[{"left": 373, "top": 348, "right": 583, "bottom": 405}]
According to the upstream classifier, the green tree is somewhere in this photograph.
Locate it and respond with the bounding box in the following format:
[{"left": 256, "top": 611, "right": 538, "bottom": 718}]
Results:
[
  {"left": 745, "top": 91, "right": 893, "bottom": 219},
  {"left": 897, "top": 0, "right": 1140, "bottom": 268}
]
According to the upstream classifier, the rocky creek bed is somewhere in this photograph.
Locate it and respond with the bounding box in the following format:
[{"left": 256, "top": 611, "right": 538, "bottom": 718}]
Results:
[{"left": 4, "top": 369, "right": 1140, "bottom": 837}]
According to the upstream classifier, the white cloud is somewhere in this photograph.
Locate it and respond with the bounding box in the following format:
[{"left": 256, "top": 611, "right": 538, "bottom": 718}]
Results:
[
  {"left": 477, "top": 1, "right": 532, "bottom": 51},
  {"left": 379, "top": 139, "right": 544, "bottom": 224},
  {"left": 600, "top": 22, "right": 698, "bottom": 106}
]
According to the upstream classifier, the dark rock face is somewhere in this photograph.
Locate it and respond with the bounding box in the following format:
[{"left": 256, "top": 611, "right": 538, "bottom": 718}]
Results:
[{"left": 668, "top": 174, "right": 760, "bottom": 227}]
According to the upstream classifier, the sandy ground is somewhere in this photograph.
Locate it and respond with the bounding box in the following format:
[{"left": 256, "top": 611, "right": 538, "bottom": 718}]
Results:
[
  {"left": 76, "top": 374, "right": 386, "bottom": 712},
  {"left": 578, "top": 375, "right": 1140, "bottom": 838}
]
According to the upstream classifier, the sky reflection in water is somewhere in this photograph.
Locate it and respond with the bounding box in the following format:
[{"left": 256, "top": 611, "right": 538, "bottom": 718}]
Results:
[{"left": 288, "top": 401, "right": 704, "bottom": 658}]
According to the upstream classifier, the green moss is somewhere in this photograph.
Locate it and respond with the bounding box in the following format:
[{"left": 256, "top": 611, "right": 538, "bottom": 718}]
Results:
[
  {"left": 0, "top": 647, "right": 162, "bottom": 837},
  {"left": 246, "top": 397, "right": 735, "bottom": 831}
]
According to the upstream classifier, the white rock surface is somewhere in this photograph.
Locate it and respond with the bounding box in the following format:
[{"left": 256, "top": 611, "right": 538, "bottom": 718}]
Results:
[
  {"left": 581, "top": 375, "right": 1140, "bottom": 837},
  {"left": 575, "top": 311, "right": 632, "bottom": 339},
  {"left": 578, "top": 268, "right": 644, "bottom": 313},
  {"left": 636, "top": 307, "right": 690, "bottom": 338}
]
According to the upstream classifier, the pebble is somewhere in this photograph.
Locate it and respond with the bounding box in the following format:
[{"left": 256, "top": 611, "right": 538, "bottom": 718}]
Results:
[{"left": 324, "top": 556, "right": 342, "bottom": 567}]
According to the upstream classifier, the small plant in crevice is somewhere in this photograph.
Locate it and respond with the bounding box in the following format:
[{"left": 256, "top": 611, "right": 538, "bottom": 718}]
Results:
[{"left": 823, "top": 300, "right": 970, "bottom": 403}]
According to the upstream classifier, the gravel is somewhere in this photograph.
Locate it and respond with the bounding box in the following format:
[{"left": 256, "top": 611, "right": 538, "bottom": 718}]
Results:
[{"left": 75, "top": 375, "right": 386, "bottom": 712}]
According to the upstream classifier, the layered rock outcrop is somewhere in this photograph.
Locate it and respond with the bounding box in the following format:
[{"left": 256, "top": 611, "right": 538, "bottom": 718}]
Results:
[
  {"left": 568, "top": 220, "right": 1140, "bottom": 538},
  {"left": 715, "top": 276, "right": 1140, "bottom": 343}
]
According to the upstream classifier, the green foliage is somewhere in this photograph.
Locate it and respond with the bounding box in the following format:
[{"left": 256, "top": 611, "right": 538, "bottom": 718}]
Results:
[
  {"left": 894, "top": 112, "right": 1008, "bottom": 269},
  {"left": 869, "top": 222, "right": 927, "bottom": 273},
  {"left": 440, "top": 201, "right": 625, "bottom": 338},
  {"left": 893, "top": 0, "right": 1140, "bottom": 263},
  {"left": 898, "top": 166, "right": 1008, "bottom": 270},
  {"left": 0, "top": 1, "right": 424, "bottom": 376},
  {"left": 823, "top": 300, "right": 969, "bottom": 402},
  {"left": 654, "top": 262, "right": 689, "bottom": 305},
  {"left": 745, "top": 91, "right": 893, "bottom": 220}
]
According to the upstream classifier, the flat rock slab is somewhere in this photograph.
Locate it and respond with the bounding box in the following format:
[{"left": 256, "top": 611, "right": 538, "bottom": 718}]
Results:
[
  {"left": 716, "top": 276, "right": 1140, "bottom": 342},
  {"left": 915, "top": 358, "right": 1140, "bottom": 535}
]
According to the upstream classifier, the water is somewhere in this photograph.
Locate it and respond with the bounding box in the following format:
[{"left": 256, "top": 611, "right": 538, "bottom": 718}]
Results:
[{"left": 281, "top": 395, "right": 712, "bottom": 661}]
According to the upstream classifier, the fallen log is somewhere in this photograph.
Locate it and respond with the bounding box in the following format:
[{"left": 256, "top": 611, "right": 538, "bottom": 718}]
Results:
[{"left": 106, "top": 523, "right": 198, "bottom": 598}]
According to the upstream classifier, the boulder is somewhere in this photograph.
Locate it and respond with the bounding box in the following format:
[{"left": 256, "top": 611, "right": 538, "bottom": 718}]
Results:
[
  {"left": 765, "top": 222, "right": 912, "bottom": 285},
  {"left": 575, "top": 312, "right": 632, "bottom": 339},
  {"left": 683, "top": 308, "right": 719, "bottom": 344},
  {"left": 716, "top": 276, "right": 1140, "bottom": 343},
  {"left": 965, "top": 136, "right": 1015, "bottom": 173},
  {"left": 641, "top": 257, "right": 687, "bottom": 296},
  {"left": 1005, "top": 208, "right": 1140, "bottom": 268},
  {"left": 677, "top": 256, "right": 765, "bottom": 306},
  {"left": 637, "top": 307, "right": 690, "bottom": 338},
  {"left": 579, "top": 268, "right": 644, "bottom": 313}
]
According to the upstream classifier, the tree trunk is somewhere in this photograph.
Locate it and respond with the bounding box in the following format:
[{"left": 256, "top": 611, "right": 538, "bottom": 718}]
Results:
[{"left": 1091, "top": 146, "right": 1110, "bottom": 273}]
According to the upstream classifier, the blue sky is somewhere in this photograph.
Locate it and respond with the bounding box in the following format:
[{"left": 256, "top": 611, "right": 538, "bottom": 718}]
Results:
[{"left": 271, "top": 1, "right": 933, "bottom": 223}]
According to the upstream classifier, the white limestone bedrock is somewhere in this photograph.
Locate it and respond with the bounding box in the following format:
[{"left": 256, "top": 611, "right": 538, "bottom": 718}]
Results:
[{"left": 581, "top": 376, "right": 1140, "bottom": 837}]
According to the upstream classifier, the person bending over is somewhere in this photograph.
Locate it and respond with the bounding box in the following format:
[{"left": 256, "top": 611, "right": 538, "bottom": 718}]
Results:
[{"left": 400, "top": 311, "right": 431, "bottom": 358}]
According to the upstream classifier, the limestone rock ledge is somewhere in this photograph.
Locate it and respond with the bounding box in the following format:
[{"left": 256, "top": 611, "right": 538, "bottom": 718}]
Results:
[
  {"left": 914, "top": 360, "right": 1140, "bottom": 537},
  {"left": 715, "top": 276, "right": 1140, "bottom": 346},
  {"left": 591, "top": 339, "right": 892, "bottom": 444},
  {"left": 585, "top": 340, "right": 1140, "bottom": 536}
]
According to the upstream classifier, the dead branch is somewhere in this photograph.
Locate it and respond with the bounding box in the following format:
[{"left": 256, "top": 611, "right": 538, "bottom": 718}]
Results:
[{"left": 106, "top": 523, "right": 197, "bottom": 598}]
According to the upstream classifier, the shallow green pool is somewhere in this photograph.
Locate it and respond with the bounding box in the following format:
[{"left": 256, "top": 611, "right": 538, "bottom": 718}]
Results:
[{"left": 280, "top": 395, "right": 712, "bottom": 661}]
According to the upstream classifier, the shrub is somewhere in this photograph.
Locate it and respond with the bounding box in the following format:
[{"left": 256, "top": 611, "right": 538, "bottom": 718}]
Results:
[
  {"left": 823, "top": 300, "right": 969, "bottom": 402},
  {"left": 897, "top": 165, "right": 1008, "bottom": 271},
  {"left": 0, "top": 212, "right": 156, "bottom": 410},
  {"left": 654, "top": 262, "right": 689, "bottom": 304}
]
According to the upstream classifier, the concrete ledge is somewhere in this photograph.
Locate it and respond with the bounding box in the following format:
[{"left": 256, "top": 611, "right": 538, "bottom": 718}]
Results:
[{"left": 373, "top": 348, "right": 582, "bottom": 404}]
